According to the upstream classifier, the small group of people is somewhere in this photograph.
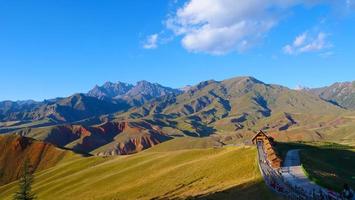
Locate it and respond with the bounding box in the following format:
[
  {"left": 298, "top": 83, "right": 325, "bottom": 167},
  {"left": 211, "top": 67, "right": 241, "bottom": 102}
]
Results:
[{"left": 342, "top": 184, "right": 354, "bottom": 200}]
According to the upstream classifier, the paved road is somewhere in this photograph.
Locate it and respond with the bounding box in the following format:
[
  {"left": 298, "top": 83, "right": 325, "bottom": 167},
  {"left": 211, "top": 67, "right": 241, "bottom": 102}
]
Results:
[
  {"left": 283, "top": 149, "right": 301, "bottom": 166},
  {"left": 281, "top": 149, "right": 341, "bottom": 199},
  {"left": 281, "top": 149, "right": 324, "bottom": 194},
  {"left": 256, "top": 142, "right": 341, "bottom": 199}
]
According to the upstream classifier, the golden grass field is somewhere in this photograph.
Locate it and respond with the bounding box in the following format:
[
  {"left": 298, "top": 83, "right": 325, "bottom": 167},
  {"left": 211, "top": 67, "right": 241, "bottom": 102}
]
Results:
[{"left": 0, "top": 138, "right": 281, "bottom": 200}]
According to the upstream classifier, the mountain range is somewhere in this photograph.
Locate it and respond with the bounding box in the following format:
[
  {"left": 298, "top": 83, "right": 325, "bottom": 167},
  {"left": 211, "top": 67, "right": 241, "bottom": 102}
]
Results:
[
  {"left": 0, "top": 81, "right": 181, "bottom": 123},
  {"left": 87, "top": 80, "right": 181, "bottom": 105},
  {"left": 0, "top": 76, "right": 354, "bottom": 156},
  {"left": 304, "top": 81, "right": 355, "bottom": 109}
]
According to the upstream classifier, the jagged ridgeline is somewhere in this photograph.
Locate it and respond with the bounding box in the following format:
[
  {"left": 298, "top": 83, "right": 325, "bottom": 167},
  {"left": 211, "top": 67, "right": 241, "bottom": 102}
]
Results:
[
  {"left": 304, "top": 81, "right": 355, "bottom": 109},
  {"left": 0, "top": 76, "right": 354, "bottom": 156}
]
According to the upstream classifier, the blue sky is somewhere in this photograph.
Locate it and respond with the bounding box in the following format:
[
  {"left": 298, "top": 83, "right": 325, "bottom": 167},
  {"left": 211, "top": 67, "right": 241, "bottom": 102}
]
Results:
[{"left": 0, "top": 0, "right": 354, "bottom": 101}]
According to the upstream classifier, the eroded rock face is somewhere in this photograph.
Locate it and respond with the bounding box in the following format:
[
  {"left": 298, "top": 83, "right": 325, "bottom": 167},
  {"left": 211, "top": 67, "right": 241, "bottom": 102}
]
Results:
[
  {"left": 0, "top": 135, "right": 70, "bottom": 185},
  {"left": 16, "top": 121, "right": 172, "bottom": 156},
  {"left": 72, "top": 121, "right": 171, "bottom": 156},
  {"left": 96, "top": 132, "right": 171, "bottom": 156},
  {"left": 13, "top": 136, "right": 31, "bottom": 151}
]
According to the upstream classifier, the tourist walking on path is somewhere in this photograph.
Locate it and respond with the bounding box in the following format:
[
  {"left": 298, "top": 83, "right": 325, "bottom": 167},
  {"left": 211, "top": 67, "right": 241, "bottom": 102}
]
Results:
[{"left": 341, "top": 184, "right": 354, "bottom": 200}]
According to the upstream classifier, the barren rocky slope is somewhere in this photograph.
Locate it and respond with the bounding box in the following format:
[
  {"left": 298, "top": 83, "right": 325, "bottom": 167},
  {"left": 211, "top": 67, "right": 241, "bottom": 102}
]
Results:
[{"left": 0, "top": 134, "right": 79, "bottom": 185}]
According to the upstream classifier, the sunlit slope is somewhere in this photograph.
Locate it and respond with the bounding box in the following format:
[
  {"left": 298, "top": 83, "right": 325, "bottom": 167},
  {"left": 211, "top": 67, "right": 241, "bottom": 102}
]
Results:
[
  {"left": 115, "top": 76, "right": 352, "bottom": 144},
  {"left": 0, "top": 144, "right": 280, "bottom": 200},
  {"left": 0, "top": 135, "right": 80, "bottom": 185}
]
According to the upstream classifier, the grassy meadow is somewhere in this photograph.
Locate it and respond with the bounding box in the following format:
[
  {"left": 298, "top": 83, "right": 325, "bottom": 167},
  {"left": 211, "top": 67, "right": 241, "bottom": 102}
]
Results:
[
  {"left": 0, "top": 138, "right": 280, "bottom": 200},
  {"left": 275, "top": 142, "right": 355, "bottom": 192}
]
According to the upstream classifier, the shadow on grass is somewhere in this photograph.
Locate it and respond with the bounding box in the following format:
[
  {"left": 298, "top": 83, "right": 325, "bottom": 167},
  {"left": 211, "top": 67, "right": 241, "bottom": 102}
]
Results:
[
  {"left": 186, "top": 180, "right": 282, "bottom": 200},
  {"left": 274, "top": 141, "right": 355, "bottom": 192}
]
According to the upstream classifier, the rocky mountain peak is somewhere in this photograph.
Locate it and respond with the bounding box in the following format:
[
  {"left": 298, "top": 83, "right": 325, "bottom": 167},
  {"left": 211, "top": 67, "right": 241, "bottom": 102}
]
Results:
[
  {"left": 125, "top": 81, "right": 182, "bottom": 102},
  {"left": 87, "top": 81, "right": 133, "bottom": 99}
]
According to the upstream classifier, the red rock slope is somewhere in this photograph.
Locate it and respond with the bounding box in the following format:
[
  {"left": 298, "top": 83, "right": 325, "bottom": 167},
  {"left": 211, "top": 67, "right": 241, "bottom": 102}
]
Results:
[
  {"left": 16, "top": 121, "right": 172, "bottom": 156},
  {"left": 0, "top": 135, "right": 75, "bottom": 185}
]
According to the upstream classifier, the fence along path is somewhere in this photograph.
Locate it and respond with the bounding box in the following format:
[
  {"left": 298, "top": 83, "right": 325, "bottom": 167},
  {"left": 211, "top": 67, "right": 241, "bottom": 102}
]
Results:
[{"left": 256, "top": 141, "right": 341, "bottom": 200}]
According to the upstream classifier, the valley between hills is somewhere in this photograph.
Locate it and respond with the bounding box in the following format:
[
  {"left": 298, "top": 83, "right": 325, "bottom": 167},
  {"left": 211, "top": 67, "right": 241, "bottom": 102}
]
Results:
[{"left": 0, "top": 76, "right": 354, "bottom": 199}]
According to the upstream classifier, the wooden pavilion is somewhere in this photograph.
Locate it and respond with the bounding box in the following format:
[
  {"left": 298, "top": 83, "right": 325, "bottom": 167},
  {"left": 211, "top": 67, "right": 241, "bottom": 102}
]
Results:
[{"left": 252, "top": 130, "right": 282, "bottom": 169}]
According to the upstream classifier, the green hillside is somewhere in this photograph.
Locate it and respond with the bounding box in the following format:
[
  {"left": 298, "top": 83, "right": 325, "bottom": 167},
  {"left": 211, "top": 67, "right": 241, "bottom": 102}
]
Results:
[
  {"left": 113, "top": 76, "right": 353, "bottom": 146},
  {"left": 275, "top": 142, "right": 355, "bottom": 192},
  {"left": 3, "top": 77, "right": 354, "bottom": 157},
  {"left": 306, "top": 81, "right": 355, "bottom": 110},
  {"left": 0, "top": 140, "right": 281, "bottom": 200}
]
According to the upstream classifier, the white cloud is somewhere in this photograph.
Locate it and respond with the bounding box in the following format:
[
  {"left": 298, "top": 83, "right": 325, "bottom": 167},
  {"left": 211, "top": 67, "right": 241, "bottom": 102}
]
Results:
[
  {"left": 283, "top": 32, "right": 331, "bottom": 55},
  {"left": 143, "top": 34, "right": 159, "bottom": 49},
  {"left": 293, "top": 33, "right": 307, "bottom": 47},
  {"left": 283, "top": 45, "right": 294, "bottom": 55},
  {"left": 165, "top": 0, "right": 349, "bottom": 55},
  {"left": 180, "top": 21, "right": 275, "bottom": 55}
]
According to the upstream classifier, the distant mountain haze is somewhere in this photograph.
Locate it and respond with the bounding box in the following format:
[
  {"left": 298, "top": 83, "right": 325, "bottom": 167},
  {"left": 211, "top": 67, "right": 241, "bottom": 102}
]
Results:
[{"left": 0, "top": 93, "right": 129, "bottom": 123}]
